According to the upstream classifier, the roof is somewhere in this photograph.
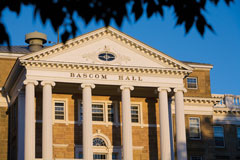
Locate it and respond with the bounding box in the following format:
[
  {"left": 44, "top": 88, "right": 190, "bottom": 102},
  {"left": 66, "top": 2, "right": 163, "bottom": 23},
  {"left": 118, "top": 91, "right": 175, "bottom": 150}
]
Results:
[
  {"left": 182, "top": 61, "right": 213, "bottom": 69},
  {"left": 0, "top": 46, "right": 31, "bottom": 54}
]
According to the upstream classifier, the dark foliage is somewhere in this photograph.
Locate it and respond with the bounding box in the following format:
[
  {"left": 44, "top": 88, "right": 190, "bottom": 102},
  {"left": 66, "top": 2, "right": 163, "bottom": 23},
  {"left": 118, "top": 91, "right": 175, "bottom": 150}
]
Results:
[{"left": 0, "top": 0, "right": 234, "bottom": 46}]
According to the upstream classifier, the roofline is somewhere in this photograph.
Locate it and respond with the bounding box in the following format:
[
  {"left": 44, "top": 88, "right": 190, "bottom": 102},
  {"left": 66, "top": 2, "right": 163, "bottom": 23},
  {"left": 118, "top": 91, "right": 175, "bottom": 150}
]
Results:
[
  {"left": 19, "top": 26, "right": 193, "bottom": 71},
  {"left": 182, "top": 61, "right": 213, "bottom": 69}
]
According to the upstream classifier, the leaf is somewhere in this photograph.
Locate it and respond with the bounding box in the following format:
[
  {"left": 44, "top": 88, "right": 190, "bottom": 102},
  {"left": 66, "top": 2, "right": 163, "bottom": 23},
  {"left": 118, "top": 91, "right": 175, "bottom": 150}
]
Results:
[{"left": 132, "top": 0, "right": 143, "bottom": 21}]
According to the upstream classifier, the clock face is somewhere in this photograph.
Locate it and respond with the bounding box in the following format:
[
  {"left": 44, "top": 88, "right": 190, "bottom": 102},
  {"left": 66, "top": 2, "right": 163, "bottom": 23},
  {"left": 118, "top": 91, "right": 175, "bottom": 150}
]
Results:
[{"left": 98, "top": 53, "right": 115, "bottom": 61}]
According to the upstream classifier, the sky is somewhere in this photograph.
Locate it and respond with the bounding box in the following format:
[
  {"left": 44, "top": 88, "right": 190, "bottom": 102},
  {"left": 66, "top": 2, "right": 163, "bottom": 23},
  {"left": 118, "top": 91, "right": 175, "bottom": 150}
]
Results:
[{"left": 1, "top": 1, "right": 240, "bottom": 95}]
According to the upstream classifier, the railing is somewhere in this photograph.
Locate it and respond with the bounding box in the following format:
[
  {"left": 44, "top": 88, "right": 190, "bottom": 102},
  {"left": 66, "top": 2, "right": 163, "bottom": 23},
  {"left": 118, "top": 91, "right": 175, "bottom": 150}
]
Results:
[{"left": 212, "top": 94, "right": 240, "bottom": 109}]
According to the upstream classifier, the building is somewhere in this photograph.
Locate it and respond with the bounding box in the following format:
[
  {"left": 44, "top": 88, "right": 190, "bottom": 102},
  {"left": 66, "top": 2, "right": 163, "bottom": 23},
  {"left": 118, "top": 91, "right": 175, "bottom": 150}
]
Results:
[{"left": 0, "top": 27, "right": 239, "bottom": 160}]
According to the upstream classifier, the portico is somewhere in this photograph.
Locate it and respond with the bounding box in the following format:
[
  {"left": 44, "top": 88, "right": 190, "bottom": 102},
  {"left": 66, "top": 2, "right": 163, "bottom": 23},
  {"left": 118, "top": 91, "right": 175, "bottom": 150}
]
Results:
[{"left": 3, "top": 27, "right": 192, "bottom": 160}]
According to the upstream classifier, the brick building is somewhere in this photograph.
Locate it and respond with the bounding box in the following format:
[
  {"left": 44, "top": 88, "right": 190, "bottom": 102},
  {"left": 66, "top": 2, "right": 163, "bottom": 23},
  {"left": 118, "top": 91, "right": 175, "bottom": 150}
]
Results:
[{"left": 0, "top": 27, "right": 239, "bottom": 160}]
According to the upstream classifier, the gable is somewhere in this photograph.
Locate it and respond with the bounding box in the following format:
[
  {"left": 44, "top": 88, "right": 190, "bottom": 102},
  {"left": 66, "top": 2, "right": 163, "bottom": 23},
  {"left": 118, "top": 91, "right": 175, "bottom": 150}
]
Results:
[
  {"left": 39, "top": 37, "right": 169, "bottom": 68},
  {"left": 19, "top": 27, "right": 192, "bottom": 71}
]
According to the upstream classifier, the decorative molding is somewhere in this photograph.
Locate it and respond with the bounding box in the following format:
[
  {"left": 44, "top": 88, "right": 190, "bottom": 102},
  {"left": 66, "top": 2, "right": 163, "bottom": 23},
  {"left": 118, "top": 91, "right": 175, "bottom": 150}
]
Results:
[
  {"left": 20, "top": 60, "right": 190, "bottom": 76},
  {"left": 182, "top": 97, "right": 221, "bottom": 105},
  {"left": 82, "top": 45, "right": 131, "bottom": 65},
  {"left": 19, "top": 27, "right": 192, "bottom": 72}
]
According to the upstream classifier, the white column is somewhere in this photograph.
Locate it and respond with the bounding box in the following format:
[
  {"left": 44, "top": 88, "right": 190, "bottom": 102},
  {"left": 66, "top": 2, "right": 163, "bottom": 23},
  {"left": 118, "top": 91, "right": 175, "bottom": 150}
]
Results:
[
  {"left": 41, "top": 81, "right": 55, "bottom": 160},
  {"left": 174, "top": 87, "right": 187, "bottom": 160},
  {"left": 158, "top": 87, "right": 171, "bottom": 160},
  {"left": 23, "top": 80, "right": 38, "bottom": 160},
  {"left": 81, "top": 83, "right": 95, "bottom": 160},
  {"left": 17, "top": 90, "right": 25, "bottom": 160},
  {"left": 120, "top": 85, "right": 134, "bottom": 160}
]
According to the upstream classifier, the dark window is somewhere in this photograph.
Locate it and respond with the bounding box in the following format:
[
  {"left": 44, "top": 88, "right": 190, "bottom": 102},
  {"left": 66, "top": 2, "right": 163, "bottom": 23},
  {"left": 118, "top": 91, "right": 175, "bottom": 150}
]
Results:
[
  {"left": 131, "top": 105, "right": 139, "bottom": 123},
  {"left": 237, "top": 127, "right": 240, "bottom": 148},
  {"left": 187, "top": 77, "right": 198, "bottom": 89},
  {"left": 54, "top": 101, "right": 65, "bottom": 120},
  {"left": 98, "top": 53, "right": 115, "bottom": 61},
  {"left": 92, "top": 104, "right": 104, "bottom": 121},
  {"left": 108, "top": 104, "right": 114, "bottom": 122},
  {"left": 213, "top": 126, "right": 225, "bottom": 147}
]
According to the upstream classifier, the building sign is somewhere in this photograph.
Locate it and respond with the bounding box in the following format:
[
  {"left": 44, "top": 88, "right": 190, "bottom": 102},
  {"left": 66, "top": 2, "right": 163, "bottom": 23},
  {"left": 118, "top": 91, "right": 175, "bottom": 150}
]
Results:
[{"left": 70, "top": 72, "right": 143, "bottom": 81}]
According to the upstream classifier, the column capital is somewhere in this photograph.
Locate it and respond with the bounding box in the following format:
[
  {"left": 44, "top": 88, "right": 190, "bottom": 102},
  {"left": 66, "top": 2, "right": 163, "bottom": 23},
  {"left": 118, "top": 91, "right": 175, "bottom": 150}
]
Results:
[
  {"left": 120, "top": 85, "right": 134, "bottom": 91},
  {"left": 41, "top": 80, "right": 56, "bottom": 87},
  {"left": 157, "top": 87, "right": 171, "bottom": 92},
  {"left": 173, "top": 87, "right": 187, "bottom": 93},
  {"left": 23, "top": 79, "right": 38, "bottom": 86},
  {"left": 81, "top": 83, "right": 95, "bottom": 89}
]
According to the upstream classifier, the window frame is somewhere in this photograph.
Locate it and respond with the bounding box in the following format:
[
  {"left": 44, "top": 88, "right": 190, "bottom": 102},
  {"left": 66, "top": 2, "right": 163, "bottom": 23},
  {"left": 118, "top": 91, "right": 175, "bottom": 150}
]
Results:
[
  {"left": 213, "top": 126, "right": 225, "bottom": 148},
  {"left": 189, "top": 117, "right": 201, "bottom": 140},
  {"left": 78, "top": 100, "right": 119, "bottom": 125},
  {"left": 187, "top": 77, "right": 198, "bottom": 89},
  {"left": 130, "top": 102, "right": 143, "bottom": 127},
  {"left": 52, "top": 98, "right": 68, "bottom": 124}
]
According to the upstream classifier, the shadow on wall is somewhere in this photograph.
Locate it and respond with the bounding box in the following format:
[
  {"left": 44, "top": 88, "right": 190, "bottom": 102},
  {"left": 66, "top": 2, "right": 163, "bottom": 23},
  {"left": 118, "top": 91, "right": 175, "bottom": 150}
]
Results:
[
  {"left": 146, "top": 98, "right": 159, "bottom": 160},
  {"left": 184, "top": 111, "right": 240, "bottom": 160}
]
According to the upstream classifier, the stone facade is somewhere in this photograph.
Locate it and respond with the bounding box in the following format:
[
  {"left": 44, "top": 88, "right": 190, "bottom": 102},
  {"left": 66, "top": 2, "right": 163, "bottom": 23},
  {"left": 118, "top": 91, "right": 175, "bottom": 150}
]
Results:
[
  {"left": 0, "top": 107, "right": 8, "bottom": 160},
  {"left": 1, "top": 27, "right": 239, "bottom": 160}
]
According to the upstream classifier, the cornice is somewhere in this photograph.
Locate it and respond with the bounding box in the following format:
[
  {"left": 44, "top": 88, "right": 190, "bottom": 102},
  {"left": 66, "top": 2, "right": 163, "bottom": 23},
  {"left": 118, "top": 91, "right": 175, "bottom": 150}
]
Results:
[
  {"left": 183, "top": 97, "right": 221, "bottom": 105},
  {"left": 20, "top": 60, "right": 191, "bottom": 76},
  {"left": 19, "top": 27, "right": 192, "bottom": 71},
  {"left": 213, "top": 107, "right": 240, "bottom": 115}
]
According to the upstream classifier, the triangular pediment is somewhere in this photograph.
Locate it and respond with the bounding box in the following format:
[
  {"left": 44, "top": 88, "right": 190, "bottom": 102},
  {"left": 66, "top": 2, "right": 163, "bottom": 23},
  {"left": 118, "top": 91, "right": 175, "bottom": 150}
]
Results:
[{"left": 20, "top": 27, "right": 192, "bottom": 71}]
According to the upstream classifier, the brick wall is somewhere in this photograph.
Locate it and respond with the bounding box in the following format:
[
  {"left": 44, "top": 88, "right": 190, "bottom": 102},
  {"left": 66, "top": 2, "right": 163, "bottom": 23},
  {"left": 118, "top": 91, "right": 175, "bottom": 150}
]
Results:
[
  {"left": 0, "top": 107, "right": 8, "bottom": 160},
  {"left": 184, "top": 69, "right": 212, "bottom": 98}
]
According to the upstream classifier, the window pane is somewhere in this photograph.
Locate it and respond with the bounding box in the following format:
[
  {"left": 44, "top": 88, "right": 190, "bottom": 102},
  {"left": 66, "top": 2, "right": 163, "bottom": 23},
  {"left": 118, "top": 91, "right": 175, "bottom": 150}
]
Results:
[
  {"left": 108, "top": 104, "right": 114, "bottom": 122},
  {"left": 189, "top": 118, "right": 200, "bottom": 139},
  {"left": 55, "top": 101, "right": 65, "bottom": 120},
  {"left": 131, "top": 105, "right": 139, "bottom": 123},
  {"left": 187, "top": 78, "right": 197, "bottom": 89},
  {"left": 213, "top": 126, "right": 224, "bottom": 147},
  {"left": 92, "top": 104, "right": 104, "bottom": 121}
]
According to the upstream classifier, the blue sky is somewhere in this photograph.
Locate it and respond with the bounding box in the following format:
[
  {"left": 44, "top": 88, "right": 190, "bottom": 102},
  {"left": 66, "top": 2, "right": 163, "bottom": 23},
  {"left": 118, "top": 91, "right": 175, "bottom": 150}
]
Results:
[{"left": 1, "top": 1, "right": 240, "bottom": 95}]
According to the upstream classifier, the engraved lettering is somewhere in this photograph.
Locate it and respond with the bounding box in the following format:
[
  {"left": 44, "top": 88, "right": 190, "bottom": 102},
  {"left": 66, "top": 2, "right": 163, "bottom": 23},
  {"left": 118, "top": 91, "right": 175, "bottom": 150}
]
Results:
[
  {"left": 132, "top": 76, "right": 136, "bottom": 81},
  {"left": 101, "top": 75, "right": 107, "bottom": 79},
  {"left": 70, "top": 73, "right": 75, "bottom": 77},
  {"left": 119, "top": 75, "right": 123, "bottom": 80},
  {"left": 138, "top": 76, "right": 143, "bottom": 81},
  {"left": 95, "top": 74, "right": 99, "bottom": 79},
  {"left": 89, "top": 74, "right": 93, "bottom": 78},
  {"left": 76, "top": 73, "right": 81, "bottom": 78},
  {"left": 126, "top": 76, "right": 130, "bottom": 80}
]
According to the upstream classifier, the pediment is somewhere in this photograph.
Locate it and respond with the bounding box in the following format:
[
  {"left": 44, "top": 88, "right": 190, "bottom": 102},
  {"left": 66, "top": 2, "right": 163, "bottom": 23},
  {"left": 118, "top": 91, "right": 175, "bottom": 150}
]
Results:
[{"left": 20, "top": 27, "right": 192, "bottom": 71}]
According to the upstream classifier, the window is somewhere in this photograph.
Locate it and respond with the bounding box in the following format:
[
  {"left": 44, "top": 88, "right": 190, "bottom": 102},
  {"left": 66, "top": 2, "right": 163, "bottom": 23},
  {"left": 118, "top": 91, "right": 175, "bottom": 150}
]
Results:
[
  {"left": 213, "top": 126, "right": 225, "bottom": 147},
  {"left": 187, "top": 77, "right": 198, "bottom": 89},
  {"left": 107, "top": 104, "right": 114, "bottom": 122},
  {"left": 237, "top": 127, "right": 240, "bottom": 148},
  {"left": 93, "top": 154, "right": 106, "bottom": 159},
  {"left": 131, "top": 105, "right": 139, "bottom": 123},
  {"left": 189, "top": 117, "right": 201, "bottom": 139},
  {"left": 92, "top": 104, "right": 104, "bottom": 121},
  {"left": 54, "top": 101, "right": 65, "bottom": 120},
  {"left": 93, "top": 138, "right": 106, "bottom": 146},
  {"left": 190, "top": 156, "right": 202, "bottom": 160},
  {"left": 78, "top": 101, "right": 116, "bottom": 123},
  {"left": 98, "top": 52, "right": 115, "bottom": 61}
]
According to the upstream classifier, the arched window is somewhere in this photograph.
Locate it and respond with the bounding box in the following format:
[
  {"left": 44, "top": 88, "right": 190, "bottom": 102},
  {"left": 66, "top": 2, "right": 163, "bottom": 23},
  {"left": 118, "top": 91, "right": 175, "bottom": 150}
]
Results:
[{"left": 93, "top": 137, "right": 106, "bottom": 146}]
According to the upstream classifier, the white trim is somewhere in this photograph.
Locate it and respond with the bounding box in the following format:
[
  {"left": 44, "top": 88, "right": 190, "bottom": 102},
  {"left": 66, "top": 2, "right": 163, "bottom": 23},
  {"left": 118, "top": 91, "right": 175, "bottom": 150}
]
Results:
[
  {"left": 186, "top": 77, "right": 198, "bottom": 89},
  {"left": 52, "top": 98, "right": 69, "bottom": 124},
  {"left": 53, "top": 144, "right": 69, "bottom": 147},
  {"left": 131, "top": 102, "right": 143, "bottom": 128}
]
